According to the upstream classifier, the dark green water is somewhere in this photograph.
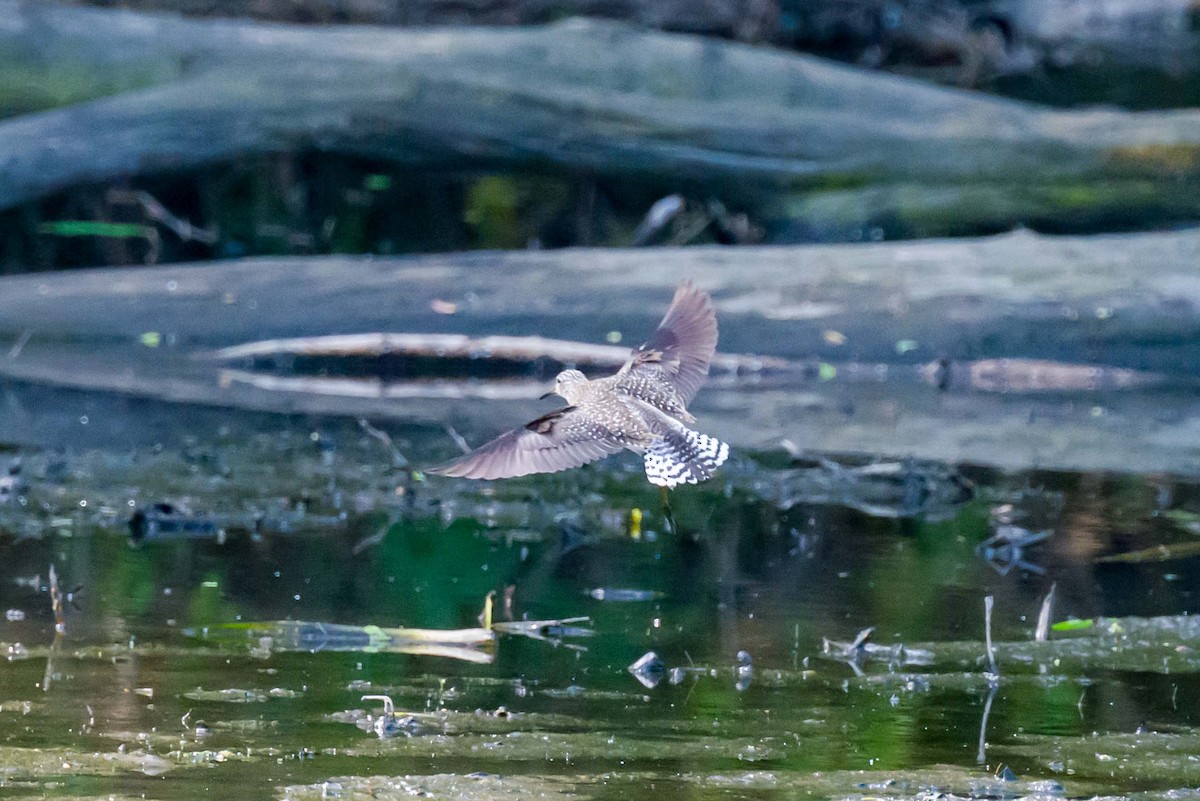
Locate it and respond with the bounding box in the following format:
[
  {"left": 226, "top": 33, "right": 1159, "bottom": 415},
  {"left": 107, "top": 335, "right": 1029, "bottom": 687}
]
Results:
[{"left": 1, "top": 390, "right": 1199, "bottom": 799}]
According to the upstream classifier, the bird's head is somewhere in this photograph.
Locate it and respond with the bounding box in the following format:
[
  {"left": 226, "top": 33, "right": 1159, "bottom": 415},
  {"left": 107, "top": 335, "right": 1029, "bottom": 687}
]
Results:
[{"left": 542, "top": 369, "right": 588, "bottom": 404}]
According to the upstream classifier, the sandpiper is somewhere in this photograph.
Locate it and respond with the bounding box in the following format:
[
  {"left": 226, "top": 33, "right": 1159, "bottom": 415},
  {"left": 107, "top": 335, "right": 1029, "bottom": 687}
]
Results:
[{"left": 428, "top": 281, "right": 729, "bottom": 487}]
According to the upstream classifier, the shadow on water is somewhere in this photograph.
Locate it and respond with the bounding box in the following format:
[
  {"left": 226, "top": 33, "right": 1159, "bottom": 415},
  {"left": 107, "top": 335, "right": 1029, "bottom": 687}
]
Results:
[{"left": 1, "top": 381, "right": 1200, "bottom": 799}]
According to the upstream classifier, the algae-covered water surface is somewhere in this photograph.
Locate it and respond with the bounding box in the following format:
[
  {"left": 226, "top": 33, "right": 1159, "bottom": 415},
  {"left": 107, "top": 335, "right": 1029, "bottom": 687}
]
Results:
[
  {"left": 1, "top": 383, "right": 1199, "bottom": 800},
  {"left": 6, "top": 0, "right": 1200, "bottom": 796}
]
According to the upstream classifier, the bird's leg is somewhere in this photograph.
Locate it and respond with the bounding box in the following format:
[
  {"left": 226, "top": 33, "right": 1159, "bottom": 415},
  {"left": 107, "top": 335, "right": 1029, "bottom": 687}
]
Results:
[{"left": 659, "top": 486, "right": 677, "bottom": 536}]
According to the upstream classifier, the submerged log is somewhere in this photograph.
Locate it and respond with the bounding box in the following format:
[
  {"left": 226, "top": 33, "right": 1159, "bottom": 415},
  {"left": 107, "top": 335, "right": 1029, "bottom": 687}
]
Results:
[
  {"left": 2, "top": 3, "right": 1200, "bottom": 237},
  {"left": 1, "top": 228, "right": 1199, "bottom": 475}
]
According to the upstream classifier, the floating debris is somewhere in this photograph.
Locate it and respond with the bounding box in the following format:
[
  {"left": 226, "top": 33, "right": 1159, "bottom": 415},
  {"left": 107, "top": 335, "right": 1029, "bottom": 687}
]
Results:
[
  {"left": 492, "top": 617, "right": 595, "bottom": 651},
  {"left": 977, "top": 524, "right": 1052, "bottom": 576},
  {"left": 193, "top": 620, "right": 496, "bottom": 664},
  {"left": 586, "top": 588, "right": 664, "bottom": 602},
  {"left": 183, "top": 688, "right": 272, "bottom": 704},
  {"left": 837, "top": 614, "right": 1200, "bottom": 675},
  {"left": 359, "top": 695, "right": 422, "bottom": 739},
  {"left": 129, "top": 503, "right": 225, "bottom": 543},
  {"left": 668, "top": 665, "right": 713, "bottom": 685},
  {"left": 821, "top": 627, "right": 936, "bottom": 671},
  {"left": 628, "top": 651, "right": 666, "bottom": 689}
]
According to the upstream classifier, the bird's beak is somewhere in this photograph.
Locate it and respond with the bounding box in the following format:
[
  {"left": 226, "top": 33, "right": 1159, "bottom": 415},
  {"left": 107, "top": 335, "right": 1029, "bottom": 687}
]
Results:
[{"left": 539, "top": 391, "right": 559, "bottom": 401}]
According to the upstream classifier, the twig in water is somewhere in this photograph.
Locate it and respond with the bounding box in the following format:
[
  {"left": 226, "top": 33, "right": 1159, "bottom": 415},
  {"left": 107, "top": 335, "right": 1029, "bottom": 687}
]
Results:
[
  {"left": 1034, "top": 582, "right": 1056, "bottom": 642},
  {"left": 983, "top": 595, "right": 997, "bottom": 676},
  {"left": 41, "top": 636, "right": 60, "bottom": 693}
]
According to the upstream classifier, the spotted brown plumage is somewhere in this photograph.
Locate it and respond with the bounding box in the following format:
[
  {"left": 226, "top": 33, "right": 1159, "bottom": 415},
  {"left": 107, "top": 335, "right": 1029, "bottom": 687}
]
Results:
[{"left": 427, "top": 282, "right": 729, "bottom": 486}]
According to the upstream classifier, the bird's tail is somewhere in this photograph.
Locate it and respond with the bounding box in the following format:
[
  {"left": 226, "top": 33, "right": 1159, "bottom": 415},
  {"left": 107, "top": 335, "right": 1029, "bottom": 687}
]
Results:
[{"left": 643, "top": 428, "right": 729, "bottom": 488}]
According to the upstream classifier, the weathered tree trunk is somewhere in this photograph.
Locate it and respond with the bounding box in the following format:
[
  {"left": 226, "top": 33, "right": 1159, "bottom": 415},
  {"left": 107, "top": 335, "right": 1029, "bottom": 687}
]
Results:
[
  {"left": 63, "top": 0, "right": 780, "bottom": 40},
  {"left": 1, "top": 229, "right": 1199, "bottom": 475},
  {"left": 2, "top": 2, "right": 1200, "bottom": 237},
  {"left": 59, "top": 0, "right": 1200, "bottom": 100}
]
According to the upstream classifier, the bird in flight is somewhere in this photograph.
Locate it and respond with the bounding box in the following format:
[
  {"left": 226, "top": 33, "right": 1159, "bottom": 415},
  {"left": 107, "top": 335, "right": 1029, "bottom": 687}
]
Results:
[{"left": 427, "top": 281, "right": 729, "bottom": 487}]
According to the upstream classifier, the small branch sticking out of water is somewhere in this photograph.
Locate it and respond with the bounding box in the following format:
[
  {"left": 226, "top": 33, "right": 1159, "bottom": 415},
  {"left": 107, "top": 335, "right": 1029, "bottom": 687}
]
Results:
[
  {"left": 361, "top": 694, "right": 395, "bottom": 719},
  {"left": 48, "top": 564, "right": 65, "bottom": 635},
  {"left": 983, "top": 595, "right": 997, "bottom": 676},
  {"left": 43, "top": 564, "right": 66, "bottom": 693},
  {"left": 1035, "top": 583, "right": 1057, "bottom": 642}
]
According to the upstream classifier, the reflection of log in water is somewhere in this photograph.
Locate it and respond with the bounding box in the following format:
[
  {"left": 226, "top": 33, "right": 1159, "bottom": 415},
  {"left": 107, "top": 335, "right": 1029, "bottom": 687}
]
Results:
[
  {"left": 5, "top": 3, "right": 1200, "bottom": 237},
  {"left": 211, "top": 332, "right": 792, "bottom": 374}
]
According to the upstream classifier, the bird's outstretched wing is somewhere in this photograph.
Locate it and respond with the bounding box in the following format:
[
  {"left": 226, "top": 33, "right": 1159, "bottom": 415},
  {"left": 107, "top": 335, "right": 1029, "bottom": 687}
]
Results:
[
  {"left": 618, "top": 281, "right": 718, "bottom": 405},
  {"left": 426, "top": 407, "right": 627, "bottom": 480}
]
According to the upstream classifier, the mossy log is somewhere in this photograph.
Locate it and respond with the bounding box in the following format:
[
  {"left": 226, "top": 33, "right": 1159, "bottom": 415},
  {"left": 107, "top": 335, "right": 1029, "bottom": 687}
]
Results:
[{"left": 3, "top": 2, "right": 1200, "bottom": 237}]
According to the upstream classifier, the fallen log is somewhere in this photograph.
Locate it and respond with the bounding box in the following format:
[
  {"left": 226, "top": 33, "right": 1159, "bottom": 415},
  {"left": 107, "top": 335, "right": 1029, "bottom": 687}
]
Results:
[
  {"left": 1, "top": 229, "right": 1199, "bottom": 475},
  {"left": 2, "top": 3, "right": 1200, "bottom": 238},
  {"left": 62, "top": 0, "right": 780, "bottom": 40},
  {"left": 60, "top": 1, "right": 1200, "bottom": 104}
]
